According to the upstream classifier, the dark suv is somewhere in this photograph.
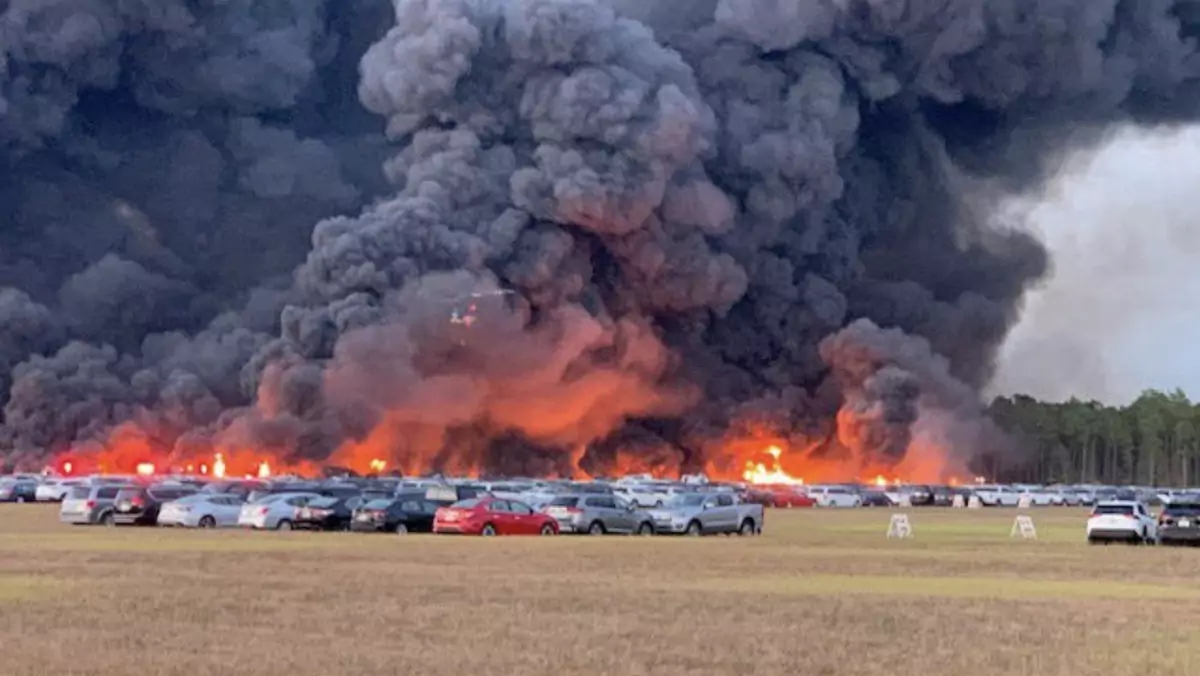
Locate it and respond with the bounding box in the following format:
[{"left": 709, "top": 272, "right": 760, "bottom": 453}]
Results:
[
  {"left": 112, "top": 485, "right": 198, "bottom": 526},
  {"left": 1157, "top": 501, "right": 1200, "bottom": 546}
]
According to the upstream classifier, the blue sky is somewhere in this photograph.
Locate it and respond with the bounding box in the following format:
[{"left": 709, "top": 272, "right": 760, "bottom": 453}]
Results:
[{"left": 989, "top": 126, "right": 1200, "bottom": 405}]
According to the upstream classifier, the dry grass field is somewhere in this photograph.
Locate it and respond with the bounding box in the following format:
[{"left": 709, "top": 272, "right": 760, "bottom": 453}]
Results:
[{"left": 1, "top": 505, "right": 1198, "bottom": 676}]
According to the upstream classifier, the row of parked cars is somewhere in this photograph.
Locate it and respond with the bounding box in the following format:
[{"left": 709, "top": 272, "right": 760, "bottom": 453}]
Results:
[
  {"left": 36, "top": 474, "right": 766, "bottom": 537},
  {"left": 741, "top": 482, "right": 1200, "bottom": 509},
  {"left": 1085, "top": 499, "right": 1200, "bottom": 546}
]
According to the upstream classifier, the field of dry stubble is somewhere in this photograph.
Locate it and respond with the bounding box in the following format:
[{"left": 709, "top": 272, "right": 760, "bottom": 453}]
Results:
[{"left": 1, "top": 504, "right": 1198, "bottom": 676}]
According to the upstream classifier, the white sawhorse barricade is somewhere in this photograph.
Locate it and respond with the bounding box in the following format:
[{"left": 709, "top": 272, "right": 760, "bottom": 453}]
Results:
[
  {"left": 887, "top": 513, "right": 913, "bottom": 539},
  {"left": 1011, "top": 515, "right": 1037, "bottom": 539}
]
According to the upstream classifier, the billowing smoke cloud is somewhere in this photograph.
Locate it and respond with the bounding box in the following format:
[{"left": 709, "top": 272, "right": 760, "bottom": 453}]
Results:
[{"left": 2, "top": 0, "right": 1197, "bottom": 477}]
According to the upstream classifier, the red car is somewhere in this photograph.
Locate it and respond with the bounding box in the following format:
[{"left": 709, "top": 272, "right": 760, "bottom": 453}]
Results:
[
  {"left": 433, "top": 497, "right": 559, "bottom": 536},
  {"left": 762, "top": 485, "right": 816, "bottom": 508}
]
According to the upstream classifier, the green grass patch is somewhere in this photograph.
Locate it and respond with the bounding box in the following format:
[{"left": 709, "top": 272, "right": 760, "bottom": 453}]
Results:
[
  {"left": 689, "top": 573, "right": 1200, "bottom": 600},
  {"left": 0, "top": 575, "right": 69, "bottom": 601}
]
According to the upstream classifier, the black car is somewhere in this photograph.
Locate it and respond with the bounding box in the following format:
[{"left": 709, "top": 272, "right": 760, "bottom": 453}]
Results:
[
  {"left": 898, "top": 485, "right": 935, "bottom": 506},
  {"left": 930, "top": 486, "right": 960, "bottom": 507},
  {"left": 0, "top": 480, "right": 38, "bottom": 503},
  {"left": 857, "top": 489, "right": 893, "bottom": 507},
  {"left": 201, "top": 480, "right": 270, "bottom": 500},
  {"left": 351, "top": 495, "right": 443, "bottom": 534},
  {"left": 112, "top": 484, "right": 199, "bottom": 526},
  {"left": 1157, "top": 501, "right": 1200, "bottom": 545},
  {"left": 294, "top": 495, "right": 368, "bottom": 531}
]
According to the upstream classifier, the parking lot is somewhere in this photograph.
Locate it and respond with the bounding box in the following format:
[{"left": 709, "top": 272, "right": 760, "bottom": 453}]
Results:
[{"left": 2, "top": 504, "right": 1199, "bottom": 676}]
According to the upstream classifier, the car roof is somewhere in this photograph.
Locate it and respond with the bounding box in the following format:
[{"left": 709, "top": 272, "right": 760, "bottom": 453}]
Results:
[{"left": 1095, "top": 500, "right": 1141, "bottom": 507}]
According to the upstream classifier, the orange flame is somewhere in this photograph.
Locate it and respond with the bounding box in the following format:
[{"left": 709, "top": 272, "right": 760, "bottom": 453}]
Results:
[
  {"left": 874, "top": 474, "right": 886, "bottom": 487},
  {"left": 136, "top": 462, "right": 155, "bottom": 476},
  {"left": 257, "top": 461, "right": 271, "bottom": 479},
  {"left": 212, "top": 453, "right": 226, "bottom": 479},
  {"left": 368, "top": 458, "right": 387, "bottom": 473},
  {"left": 742, "top": 445, "right": 805, "bottom": 485}
]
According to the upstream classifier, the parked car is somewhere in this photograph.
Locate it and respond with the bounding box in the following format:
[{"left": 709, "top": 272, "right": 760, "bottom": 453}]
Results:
[
  {"left": 540, "top": 494, "right": 655, "bottom": 535},
  {"left": 0, "top": 479, "right": 38, "bottom": 503},
  {"left": 59, "top": 484, "right": 133, "bottom": 525},
  {"left": 433, "top": 497, "right": 559, "bottom": 535},
  {"left": 112, "top": 484, "right": 199, "bottom": 526},
  {"left": 237, "top": 492, "right": 323, "bottom": 530},
  {"left": 201, "top": 480, "right": 269, "bottom": 500},
  {"left": 806, "top": 485, "right": 863, "bottom": 508},
  {"left": 35, "top": 478, "right": 87, "bottom": 502},
  {"left": 294, "top": 495, "right": 368, "bottom": 531},
  {"left": 1087, "top": 501, "right": 1157, "bottom": 545},
  {"left": 1156, "top": 500, "right": 1200, "bottom": 546},
  {"left": 350, "top": 496, "right": 443, "bottom": 534},
  {"left": 158, "top": 494, "right": 245, "bottom": 528},
  {"left": 857, "top": 488, "right": 894, "bottom": 507},
  {"left": 972, "top": 485, "right": 1022, "bottom": 507},
  {"left": 753, "top": 485, "right": 816, "bottom": 508},
  {"left": 645, "top": 493, "right": 764, "bottom": 536}
]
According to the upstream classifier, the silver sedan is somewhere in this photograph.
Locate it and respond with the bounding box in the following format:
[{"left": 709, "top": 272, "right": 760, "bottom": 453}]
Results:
[{"left": 158, "top": 494, "right": 245, "bottom": 528}]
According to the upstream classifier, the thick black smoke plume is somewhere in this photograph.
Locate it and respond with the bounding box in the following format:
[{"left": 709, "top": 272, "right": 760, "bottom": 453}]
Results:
[{"left": 2, "top": 0, "right": 1197, "bottom": 476}]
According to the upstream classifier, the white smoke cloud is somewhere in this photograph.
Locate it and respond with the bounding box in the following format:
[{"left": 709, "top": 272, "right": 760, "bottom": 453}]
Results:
[{"left": 992, "top": 124, "right": 1200, "bottom": 404}]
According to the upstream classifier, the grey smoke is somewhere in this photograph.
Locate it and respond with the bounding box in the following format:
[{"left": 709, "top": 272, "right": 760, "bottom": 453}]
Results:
[{"left": 3, "top": 0, "right": 1198, "bottom": 476}]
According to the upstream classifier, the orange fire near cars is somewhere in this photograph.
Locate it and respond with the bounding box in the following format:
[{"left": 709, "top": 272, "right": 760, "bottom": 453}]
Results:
[{"left": 433, "top": 497, "right": 559, "bottom": 536}]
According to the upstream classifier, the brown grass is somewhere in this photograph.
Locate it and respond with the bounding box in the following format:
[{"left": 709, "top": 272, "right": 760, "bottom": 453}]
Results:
[{"left": 0, "top": 505, "right": 1197, "bottom": 676}]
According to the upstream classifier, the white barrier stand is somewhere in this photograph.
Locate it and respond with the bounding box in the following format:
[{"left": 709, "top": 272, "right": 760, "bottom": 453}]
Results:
[
  {"left": 1011, "top": 515, "right": 1037, "bottom": 539},
  {"left": 1017, "top": 494, "right": 1033, "bottom": 509},
  {"left": 887, "top": 513, "right": 913, "bottom": 539},
  {"left": 967, "top": 495, "right": 982, "bottom": 509},
  {"left": 897, "top": 494, "right": 912, "bottom": 507},
  {"left": 952, "top": 494, "right": 966, "bottom": 508}
]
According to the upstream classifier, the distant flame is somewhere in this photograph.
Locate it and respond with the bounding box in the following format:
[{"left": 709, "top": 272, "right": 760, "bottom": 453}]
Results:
[
  {"left": 257, "top": 461, "right": 271, "bottom": 479},
  {"left": 742, "top": 445, "right": 804, "bottom": 485},
  {"left": 213, "top": 453, "right": 226, "bottom": 479},
  {"left": 62, "top": 461, "right": 73, "bottom": 475},
  {"left": 136, "top": 462, "right": 155, "bottom": 476},
  {"left": 368, "top": 458, "right": 387, "bottom": 473},
  {"left": 874, "top": 475, "right": 886, "bottom": 487}
]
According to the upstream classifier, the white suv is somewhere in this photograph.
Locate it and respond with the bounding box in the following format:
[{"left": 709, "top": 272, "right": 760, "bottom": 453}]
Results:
[{"left": 1087, "top": 501, "right": 1157, "bottom": 545}]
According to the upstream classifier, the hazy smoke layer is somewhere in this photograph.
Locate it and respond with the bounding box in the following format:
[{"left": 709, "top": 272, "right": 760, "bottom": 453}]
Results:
[{"left": 2, "top": 0, "right": 1197, "bottom": 476}]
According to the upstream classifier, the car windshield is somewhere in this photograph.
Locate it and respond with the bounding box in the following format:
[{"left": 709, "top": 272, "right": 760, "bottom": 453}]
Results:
[
  {"left": 1165, "top": 504, "right": 1200, "bottom": 516},
  {"left": 308, "top": 497, "right": 340, "bottom": 508},
  {"left": 450, "top": 499, "right": 480, "bottom": 509},
  {"left": 115, "top": 489, "right": 145, "bottom": 500},
  {"left": 548, "top": 497, "right": 580, "bottom": 507},
  {"left": 248, "top": 494, "right": 284, "bottom": 505},
  {"left": 363, "top": 499, "right": 393, "bottom": 509},
  {"left": 1093, "top": 504, "right": 1135, "bottom": 515},
  {"left": 67, "top": 487, "right": 92, "bottom": 499},
  {"left": 668, "top": 494, "right": 706, "bottom": 508}
]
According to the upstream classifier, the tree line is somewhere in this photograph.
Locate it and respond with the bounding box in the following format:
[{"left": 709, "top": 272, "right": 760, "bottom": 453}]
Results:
[{"left": 987, "top": 389, "right": 1200, "bottom": 487}]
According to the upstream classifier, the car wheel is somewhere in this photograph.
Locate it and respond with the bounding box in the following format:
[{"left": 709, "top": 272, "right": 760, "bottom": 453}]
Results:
[
  {"left": 588, "top": 521, "right": 605, "bottom": 536},
  {"left": 655, "top": 501, "right": 663, "bottom": 508},
  {"left": 738, "top": 519, "right": 756, "bottom": 536},
  {"left": 198, "top": 516, "right": 216, "bottom": 529},
  {"left": 539, "top": 523, "right": 556, "bottom": 536},
  {"left": 100, "top": 511, "right": 115, "bottom": 527},
  {"left": 685, "top": 520, "right": 702, "bottom": 536},
  {"left": 276, "top": 519, "right": 293, "bottom": 531},
  {"left": 637, "top": 522, "right": 654, "bottom": 536},
  {"left": 394, "top": 523, "right": 409, "bottom": 535},
  {"left": 15, "top": 496, "right": 25, "bottom": 504},
  {"left": 481, "top": 523, "right": 497, "bottom": 536}
]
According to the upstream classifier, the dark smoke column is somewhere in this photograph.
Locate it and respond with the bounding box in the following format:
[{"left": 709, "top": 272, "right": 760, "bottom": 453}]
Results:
[{"left": 6, "top": 0, "right": 1200, "bottom": 477}]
